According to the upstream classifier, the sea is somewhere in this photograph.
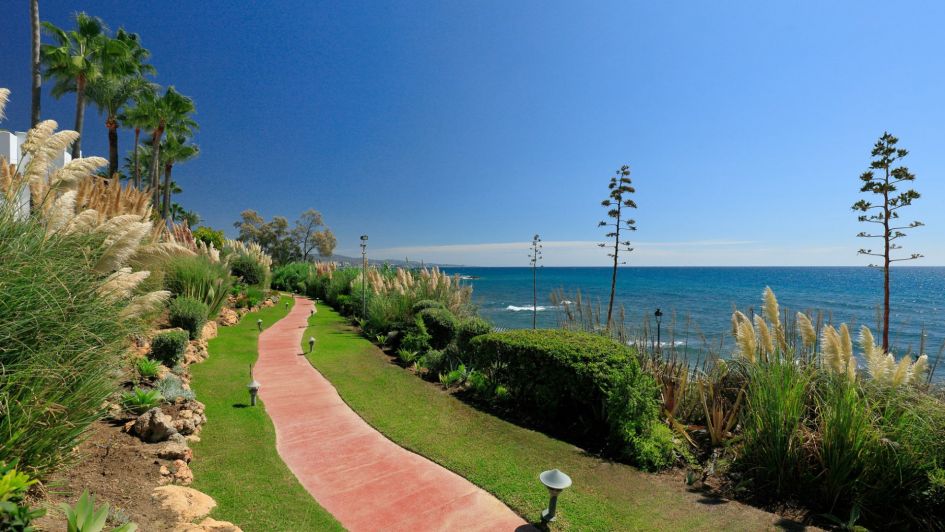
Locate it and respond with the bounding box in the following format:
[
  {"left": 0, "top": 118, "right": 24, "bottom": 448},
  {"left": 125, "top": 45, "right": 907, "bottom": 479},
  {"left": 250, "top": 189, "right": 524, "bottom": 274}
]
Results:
[{"left": 441, "top": 266, "right": 945, "bottom": 377}]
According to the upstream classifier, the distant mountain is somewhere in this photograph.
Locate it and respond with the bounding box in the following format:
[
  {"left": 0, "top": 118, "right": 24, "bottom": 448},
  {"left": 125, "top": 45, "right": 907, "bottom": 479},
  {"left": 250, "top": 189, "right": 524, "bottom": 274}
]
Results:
[{"left": 322, "top": 254, "right": 464, "bottom": 268}]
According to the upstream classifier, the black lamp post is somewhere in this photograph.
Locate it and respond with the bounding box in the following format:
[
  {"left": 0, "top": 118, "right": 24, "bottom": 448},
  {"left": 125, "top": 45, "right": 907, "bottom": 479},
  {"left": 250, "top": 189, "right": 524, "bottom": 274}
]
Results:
[
  {"left": 654, "top": 308, "right": 663, "bottom": 353},
  {"left": 360, "top": 235, "right": 368, "bottom": 317}
]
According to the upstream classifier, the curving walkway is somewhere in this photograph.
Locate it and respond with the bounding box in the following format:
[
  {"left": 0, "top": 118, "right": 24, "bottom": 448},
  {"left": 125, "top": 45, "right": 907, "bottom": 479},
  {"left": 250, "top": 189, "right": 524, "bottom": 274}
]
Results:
[{"left": 254, "top": 296, "right": 530, "bottom": 532}]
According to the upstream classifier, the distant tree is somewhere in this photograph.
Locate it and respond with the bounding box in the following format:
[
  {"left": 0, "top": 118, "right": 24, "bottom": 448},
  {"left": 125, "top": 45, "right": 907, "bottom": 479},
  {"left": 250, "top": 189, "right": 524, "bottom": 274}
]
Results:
[
  {"left": 120, "top": 90, "right": 156, "bottom": 188},
  {"left": 159, "top": 134, "right": 199, "bottom": 219},
  {"left": 30, "top": 0, "right": 41, "bottom": 126},
  {"left": 853, "top": 132, "right": 923, "bottom": 352},
  {"left": 291, "top": 209, "right": 334, "bottom": 261},
  {"left": 193, "top": 226, "right": 224, "bottom": 250},
  {"left": 598, "top": 165, "right": 636, "bottom": 330},
  {"left": 135, "top": 86, "right": 196, "bottom": 208},
  {"left": 233, "top": 210, "right": 295, "bottom": 264},
  {"left": 529, "top": 234, "right": 543, "bottom": 329}
]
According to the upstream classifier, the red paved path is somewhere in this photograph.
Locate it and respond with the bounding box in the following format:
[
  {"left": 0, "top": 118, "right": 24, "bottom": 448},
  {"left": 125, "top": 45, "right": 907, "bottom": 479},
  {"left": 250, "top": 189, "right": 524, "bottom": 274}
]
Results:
[{"left": 255, "top": 297, "right": 531, "bottom": 531}]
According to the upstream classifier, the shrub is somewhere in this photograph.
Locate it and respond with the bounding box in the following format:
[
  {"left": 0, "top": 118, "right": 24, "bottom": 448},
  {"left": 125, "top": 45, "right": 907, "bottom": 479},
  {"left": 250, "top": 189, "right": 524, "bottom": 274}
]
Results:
[
  {"left": 422, "top": 349, "right": 447, "bottom": 374},
  {"left": 231, "top": 253, "right": 266, "bottom": 286},
  {"left": 121, "top": 388, "right": 163, "bottom": 415},
  {"left": 470, "top": 329, "right": 657, "bottom": 446},
  {"left": 156, "top": 374, "right": 195, "bottom": 403},
  {"left": 401, "top": 317, "right": 432, "bottom": 353},
  {"left": 418, "top": 308, "right": 458, "bottom": 350},
  {"left": 150, "top": 330, "right": 190, "bottom": 366},
  {"left": 630, "top": 422, "right": 675, "bottom": 472},
  {"left": 0, "top": 462, "right": 46, "bottom": 529},
  {"left": 397, "top": 349, "right": 419, "bottom": 365},
  {"left": 0, "top": 215, "right": 134, "bottom": 477},
  {"left": 606, "top": 365, "right": 668, "bottom": 469},
  {"left": 169, "top": 297, "right": 208, "bottom": 340},
  {"left": 163, "top": 255, "right": 232, "bottom": 317},
  {"left": 192, "top": 226, "right": 224, "bottom": 250},
  {"left": 135, "top": 358, "right": 161, "bottom": 380},
  {"left": 466, "top": 370, "right": 492, "bottom": 396},
  {"left": 412, "top": 299, "right": 445, "bottom": 314},
  {"left": 455, "top": 317, "right": 491, "bottom": 354}
]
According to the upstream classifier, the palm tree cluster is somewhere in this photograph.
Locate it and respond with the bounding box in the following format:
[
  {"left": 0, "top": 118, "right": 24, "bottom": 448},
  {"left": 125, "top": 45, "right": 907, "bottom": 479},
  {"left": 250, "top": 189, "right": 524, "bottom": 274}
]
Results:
[{"left": 39, "top": 11, "right": 199, "bottom": 223}]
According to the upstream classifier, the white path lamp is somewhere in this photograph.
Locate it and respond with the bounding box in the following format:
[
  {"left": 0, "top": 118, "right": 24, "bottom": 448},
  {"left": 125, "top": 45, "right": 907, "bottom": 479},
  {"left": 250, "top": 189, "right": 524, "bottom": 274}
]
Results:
[
  {"left": 247, "top": 365, "right": 261, "bottom": 406},
  {"left": 257, "top": 318, "right": 263, "bottom": 332},
  {"left": 539, "top": 469, "right": 572, "bottom": 523},
  {"left": 308, "top": 336, "right": 316, "bottom": 353}
]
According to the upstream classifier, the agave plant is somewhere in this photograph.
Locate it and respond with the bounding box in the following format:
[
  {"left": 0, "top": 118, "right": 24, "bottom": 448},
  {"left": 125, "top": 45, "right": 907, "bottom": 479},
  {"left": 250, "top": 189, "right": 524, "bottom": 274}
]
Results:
[{"left": 61, "top": 491, "right": 136, "bottom": 532}]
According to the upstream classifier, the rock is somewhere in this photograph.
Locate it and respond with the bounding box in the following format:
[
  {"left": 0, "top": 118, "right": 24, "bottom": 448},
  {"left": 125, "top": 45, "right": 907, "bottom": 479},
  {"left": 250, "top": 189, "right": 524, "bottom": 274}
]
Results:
[
  {"left": 201, "top": 321, "right": 218, "bottom": 340},
  {"left": 158, "top": 442, "right": 193, "bottom": 463},
  {"left": 172, "top": 518, "right": 243, "bottom": 532},
  {"left": 122, "top": 419, "right": 136, "bottom": 433},
  {"left": 185, "top": 435, "right": 201, "bottom": 444},
  {"left": 179, "top": 409, "right": 194, "bottom": 420},
  {"left": 151, "top": 486, "right": 216, "bottom": 523},
  {"left": 175, "top": 418, "right": 197, "bottom": 436},
  {"left": 134, "top": 408, "right": 179, "bottom": 443},
  {"left": 184, "top": 341, "right": 209, "bottom": 365},
  {"left": 261, "top": 298, "right": 275, "bottom": 308},
  {"left": 217, "top": 308, "right": 239, "bottom": 327},
  {"left": 168, "top": 432, "right": 187, "bottom": 444},
  {"left": 173, "top": 459, "right": 194, "bottom": 485},
  {"left": 159, "top": 465, "right": 172, "bottom": 485}
]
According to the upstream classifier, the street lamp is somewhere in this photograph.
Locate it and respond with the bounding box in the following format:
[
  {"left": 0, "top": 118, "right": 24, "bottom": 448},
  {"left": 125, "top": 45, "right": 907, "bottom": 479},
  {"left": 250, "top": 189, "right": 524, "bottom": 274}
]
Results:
[
  {"left": 360, "top": 235, "right": 369, "bottom": 317},
  {"left": 308, "top": 336, "right": 316, "bottom": 353},
  {"left": 247, "top": 364, "right": 260, "bottom": 406},
  {"left": 539, "top": 469, "right": 572, "bottom": 523},
  {"left": 654, "top": 308, "right": 663, "bottom": 353},
  {"left": 257, "top": 318, "right": 263, "bottom": 332}
]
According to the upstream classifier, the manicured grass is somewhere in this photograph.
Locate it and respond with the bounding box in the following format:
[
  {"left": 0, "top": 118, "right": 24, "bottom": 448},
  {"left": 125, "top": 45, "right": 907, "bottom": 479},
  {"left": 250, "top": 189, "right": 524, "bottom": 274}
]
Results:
[
  {"left": 304, "top": 302, "right": 786, "bottom": 531},
  {"left": 189, "top": 300, "right": 343, "bottom": 532}
]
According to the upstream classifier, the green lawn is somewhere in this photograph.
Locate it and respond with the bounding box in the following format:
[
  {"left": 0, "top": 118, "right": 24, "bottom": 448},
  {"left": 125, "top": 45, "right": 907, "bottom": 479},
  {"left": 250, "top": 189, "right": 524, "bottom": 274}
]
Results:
[
  {"left": 189, "top": 299, "right": 343, "bottom": 532},
  {"left": 304, "top": 302, "right": 788, "bottom": 531}
]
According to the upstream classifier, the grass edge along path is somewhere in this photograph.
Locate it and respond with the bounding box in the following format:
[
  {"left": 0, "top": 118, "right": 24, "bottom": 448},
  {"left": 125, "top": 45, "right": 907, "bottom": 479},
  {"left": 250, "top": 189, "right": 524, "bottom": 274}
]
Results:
[
  {"left": 304, "top": 302, "right": 794, "bottom": 531},
  {"left": 189, "top": 298, "right": 343, "bottom": 531}
]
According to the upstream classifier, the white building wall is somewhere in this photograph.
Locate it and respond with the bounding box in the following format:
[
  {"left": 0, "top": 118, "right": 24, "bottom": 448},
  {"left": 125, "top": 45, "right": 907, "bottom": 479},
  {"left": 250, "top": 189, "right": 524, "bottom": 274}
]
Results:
[{"left": 0, "top": 129, "right": 72, "bottom": 220}]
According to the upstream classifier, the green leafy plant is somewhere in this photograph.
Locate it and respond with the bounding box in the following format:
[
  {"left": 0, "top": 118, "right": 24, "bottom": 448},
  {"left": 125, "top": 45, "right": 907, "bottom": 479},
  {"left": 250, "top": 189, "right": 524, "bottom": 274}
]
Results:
[
  {"left": 417, "top": 308, "right": 458, "bottom": 350},
  {"left": 401, "top": 316, "right": 432, "bottom": 353},
  {"left": 163, "top": 255, "right": 232, "bottom": 317},
  {"left": 156, "top": 374, "right": 195, "bottom": 403},
  {"left": 120, "top": 388, "right": 163, "bottom": 415},
  {"left": 230, "top": 253, "right": 266, "bottom": 286},
  {"left": 135, "top": 358, "right": 160, "bottom": 380},
  {"left": 168, "top": 296, "right": 208, "bottom": 340},
  {"left": 61, "top": 491, "right": 137, "bottom": 532},
  {"left": 149, "top": 330, "right": 189, "bottom": 366},
  {"left": 397, "top": 349, "right": 418, "bottom": 365},
  {"left": 192, "top": 226, "right": 224, "bottom": 250},
  {"left": 0, "top": 462, "right": 45, "bottom": 530}
]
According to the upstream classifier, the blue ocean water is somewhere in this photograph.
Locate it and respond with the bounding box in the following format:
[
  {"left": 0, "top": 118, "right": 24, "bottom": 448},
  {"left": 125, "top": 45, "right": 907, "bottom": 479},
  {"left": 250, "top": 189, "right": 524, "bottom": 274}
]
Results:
[{"left": 442, "top": 266, "right": 945, "bottom": 375}]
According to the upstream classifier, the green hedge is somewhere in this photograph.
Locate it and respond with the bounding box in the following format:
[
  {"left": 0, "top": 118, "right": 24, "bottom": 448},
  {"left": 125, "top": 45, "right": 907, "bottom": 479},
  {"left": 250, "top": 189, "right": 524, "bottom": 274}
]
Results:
[
  {"left": 411, "top": 299, "right": 445, "bottom": 314},
  {"left": 455, "top": 317, "right": 491, "bottom": 354},
  {"left": 470, "top": 330, "right": 662, "bottom": 454},
  {"left": 150, "top": 330, "right": 190, "bottom": 367},
  {"left": 418, "top": 308, "right": 457, "bottom": 350},
  {"left": 169, "top": 297, "right": 208, "bottom": 340}
]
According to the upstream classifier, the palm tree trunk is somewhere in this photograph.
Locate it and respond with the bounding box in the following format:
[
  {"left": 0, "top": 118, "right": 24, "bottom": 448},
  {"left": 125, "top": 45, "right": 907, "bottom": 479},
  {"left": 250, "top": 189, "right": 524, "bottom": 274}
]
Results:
[
  {"left": 133, "top": 128, "right": 141, "bottom": 188},
  {"left": 71, "top": 75, "right": 87, "bottom": 159},
  {"left": 150, "top": 127, "right": 163, "bottom": 209},
  {"left": 29, "top": 0, "right": 41, "bottom": 126},
  {"left": 106, "top": 116, "right": 119, "bottom": 177},
  {"left": 162, "top": 163, "right": 173, "bottom": 220}
]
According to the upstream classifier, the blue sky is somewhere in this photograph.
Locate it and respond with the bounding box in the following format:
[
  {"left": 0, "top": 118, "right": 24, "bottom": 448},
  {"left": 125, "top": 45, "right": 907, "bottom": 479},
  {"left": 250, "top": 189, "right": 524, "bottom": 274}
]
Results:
[{"left": 2, "top": 1, "right": 943, "bottom": 266}]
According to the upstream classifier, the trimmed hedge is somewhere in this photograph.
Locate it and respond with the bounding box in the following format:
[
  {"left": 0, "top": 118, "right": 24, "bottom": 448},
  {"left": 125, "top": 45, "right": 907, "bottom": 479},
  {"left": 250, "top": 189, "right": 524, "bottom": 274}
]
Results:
[
  {"left": 169, "top": 297, "right": 208, "bottom": 340},
  {"left": 411, "top": 299, "right": 445, "bottom": 314},
  {"left": 455, "top": 317, "right": 491, "bottom": 354},
  {"left": 469, "top": 330, "right": 662, "bottom": 451},
  {"left": 418, "top": 308, "right": 457, "bottom": 350},
  {"left": 150, "top": 329, "right": 189, "bottom": 367}
]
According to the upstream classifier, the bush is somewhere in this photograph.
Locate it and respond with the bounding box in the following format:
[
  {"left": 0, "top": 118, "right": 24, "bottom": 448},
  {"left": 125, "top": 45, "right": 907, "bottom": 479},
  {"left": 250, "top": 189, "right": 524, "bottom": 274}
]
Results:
[
  {"left": 135, "top": 357, "right": 161, "bottom": 380},
  {"left": 231, "top": 253, "right": 266, "bottom": 286},
  {"left": 121, "top": 387, "right": 163, "bottom": 414},
  {"left": 422, "top": 349, "right": 447, "bottom": 374},
  {"left": 455, "top": 317, "right": 491, "bottom": 354},
  {"left": 163, "top": 255, "right": 232, "bottom": 317},
  {"left": 169, "top": 297, "right": 208, "bottom": 340},
  {"left": 607, "top": 367, "right": 670, "bottom": 470},
  {"left": 412, "top": 299, "right": 445, "bottom": 314},
  {"left": 150, "top": 330, "right": 189, "bottom": 366},
  {"left": 272, "top": 262, "right": 317, "bottom": 294},
  {"left": 192, "top": 226, "right": 224, "bottom": 250},
  {"left": 401, "top": 316, "right": 432, "bottom": 353},
  {"left": 418, "top": 308, "right": 458, "bottom": 350},
  {"left": 156, "top": 374, "right": 195, "bottom": 403},
  {"left": 470, "top": 329, "right": 658, "bottom": 446},
  {"left": 0, "top": 214, "right": 134, "bottom": 477},
  {"left": 0, "top": 462, "right": 46, "bottom": 528}
]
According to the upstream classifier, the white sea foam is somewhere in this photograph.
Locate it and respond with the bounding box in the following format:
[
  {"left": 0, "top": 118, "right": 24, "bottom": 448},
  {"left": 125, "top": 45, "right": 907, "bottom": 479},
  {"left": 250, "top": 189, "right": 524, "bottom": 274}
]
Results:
[{"left": 506, "top": 305, "right": 549, "bottom": 312}]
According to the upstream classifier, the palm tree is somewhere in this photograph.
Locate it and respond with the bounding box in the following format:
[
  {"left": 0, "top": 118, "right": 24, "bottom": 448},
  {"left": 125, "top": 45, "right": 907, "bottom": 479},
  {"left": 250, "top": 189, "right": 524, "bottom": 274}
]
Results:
[
  {"left": 135, "top": 86, "right": 196, "bottom": 208},
  {"left": 159, "top": 133, "right": 199, "bottom": 220},
  {"left": 120, "top": 94, "right": 155, "bottom": 189},
  {"left": 41, "top": 12, "right": 110, "bottom": 159},
  {"left": 87, "top": 29, "right": 155, "bottom": 176},
  {"left": 30, "top": 0, "right": 41, "bottom": 126}
]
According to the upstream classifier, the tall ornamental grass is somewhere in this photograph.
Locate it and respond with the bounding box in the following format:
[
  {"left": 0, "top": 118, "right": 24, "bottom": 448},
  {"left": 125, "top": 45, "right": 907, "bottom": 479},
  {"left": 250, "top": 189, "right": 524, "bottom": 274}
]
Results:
[
  {"left": 163, "top": 255, "right": 232, "bottom": 317},
  {"left": 0, "top": 212, "right": 135, "bottom": 477}
]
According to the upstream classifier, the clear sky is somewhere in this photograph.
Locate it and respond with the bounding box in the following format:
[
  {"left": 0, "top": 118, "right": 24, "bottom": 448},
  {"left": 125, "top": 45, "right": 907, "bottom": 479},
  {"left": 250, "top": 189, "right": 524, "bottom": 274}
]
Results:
[{"left": 2, "top": 1, "right": 943, "bottom": 266}]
